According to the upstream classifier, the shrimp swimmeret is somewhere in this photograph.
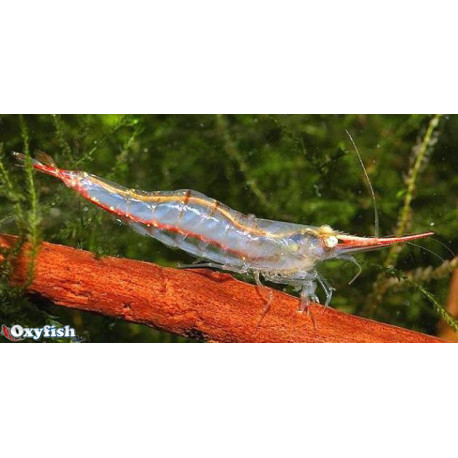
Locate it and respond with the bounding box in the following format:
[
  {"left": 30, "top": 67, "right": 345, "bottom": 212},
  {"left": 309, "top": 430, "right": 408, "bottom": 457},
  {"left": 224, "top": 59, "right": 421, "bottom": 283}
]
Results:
[{"left": 14, "top": 152, "right": 433, "bottom": 310}]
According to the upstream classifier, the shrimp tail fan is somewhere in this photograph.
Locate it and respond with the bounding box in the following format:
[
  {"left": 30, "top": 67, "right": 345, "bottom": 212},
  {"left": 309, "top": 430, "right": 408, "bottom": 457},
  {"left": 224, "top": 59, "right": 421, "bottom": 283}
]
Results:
[
  {"left": 35, "top": 151, "right": 57, "bottom": 168},
  {"left": 12, "top": 151, "right": 60, "bottom": 177}
]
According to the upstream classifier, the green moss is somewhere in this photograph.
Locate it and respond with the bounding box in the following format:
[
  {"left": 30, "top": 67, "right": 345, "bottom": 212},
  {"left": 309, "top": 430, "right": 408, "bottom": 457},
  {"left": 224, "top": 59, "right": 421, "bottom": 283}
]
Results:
[{"left": 0, "top": 114, "right": 457, "bottom": 341}]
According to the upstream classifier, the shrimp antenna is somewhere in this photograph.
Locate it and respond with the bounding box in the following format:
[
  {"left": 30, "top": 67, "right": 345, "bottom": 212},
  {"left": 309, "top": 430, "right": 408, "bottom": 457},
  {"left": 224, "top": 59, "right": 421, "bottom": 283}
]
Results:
[
  {"left": 406, "top": 241, "right": 451, "bottom": 272},
  {"left": 429, "top": 236, "right": 456, "bottom": 259},
  {"left": 345, "top": 129, "right": 380, "bottom": 238}
]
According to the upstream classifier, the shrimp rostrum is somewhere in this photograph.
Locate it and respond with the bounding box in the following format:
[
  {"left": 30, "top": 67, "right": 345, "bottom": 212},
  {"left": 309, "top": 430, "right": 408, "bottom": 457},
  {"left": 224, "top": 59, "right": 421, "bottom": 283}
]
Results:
[{"left": 14, "top": 152, "right": 433, "bottom": 311}]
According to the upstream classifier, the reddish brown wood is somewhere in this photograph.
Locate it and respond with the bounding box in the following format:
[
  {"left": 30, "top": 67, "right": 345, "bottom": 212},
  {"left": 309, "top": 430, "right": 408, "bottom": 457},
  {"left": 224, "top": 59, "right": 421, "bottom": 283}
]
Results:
[
  {"left": 0, "top": 234, "right": 445, "bottom": 342},
  {"left": 439, "top": 270, "right": 458, "bottom": 342}
]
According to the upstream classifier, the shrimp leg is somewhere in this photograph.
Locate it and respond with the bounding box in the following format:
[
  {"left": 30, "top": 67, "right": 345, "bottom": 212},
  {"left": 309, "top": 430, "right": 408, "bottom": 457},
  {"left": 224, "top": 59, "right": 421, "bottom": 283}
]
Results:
[
  {"left": 298, "top": 280, "right": 319, "bottom": 330},
  {"left": 316, "top": 273, "right": 335, "bottom": 307},
  {"left": 338, "top": 254, "right": 363, "bottom": 285},
  {"left": 178, "top": 262, "right": 249, "bottom": 276},
  {"left": 254, "top": 271, "right": 274, "bottom": 327},
  {"left": 299, "top": 280, "right": 319, "bottom": 312}
]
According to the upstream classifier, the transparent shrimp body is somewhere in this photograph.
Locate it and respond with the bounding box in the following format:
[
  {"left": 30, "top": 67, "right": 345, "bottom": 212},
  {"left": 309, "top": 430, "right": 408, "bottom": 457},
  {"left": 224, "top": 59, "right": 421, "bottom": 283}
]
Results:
[
  {"left": 15, "top": 152, "right": 434, "bottom": 310},
  {"left": 72, "top": 172, "right": 334, "bottom": 274}
]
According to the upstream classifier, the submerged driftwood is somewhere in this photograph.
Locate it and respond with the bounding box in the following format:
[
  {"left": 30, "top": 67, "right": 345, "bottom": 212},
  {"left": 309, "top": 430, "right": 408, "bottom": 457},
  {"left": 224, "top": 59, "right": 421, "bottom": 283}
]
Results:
[
  {"left": 0, "top": 234, "right": 445, "bottom": 342},
  {"left": 439, "top": 270, "right": 458, "bottom": 342}
]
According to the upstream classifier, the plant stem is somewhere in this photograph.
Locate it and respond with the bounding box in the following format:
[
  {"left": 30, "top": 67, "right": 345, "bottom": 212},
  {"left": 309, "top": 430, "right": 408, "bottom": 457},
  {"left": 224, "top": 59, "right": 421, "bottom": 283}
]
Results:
[
  {"left": 20, "top": 115, "right": 40, "bottom": 286},
  {"left": 384, "top": 114, "right": 442, "bottom": 268},
  {"left": 365, "top": 114, "right": 442, "bottom": 314}
]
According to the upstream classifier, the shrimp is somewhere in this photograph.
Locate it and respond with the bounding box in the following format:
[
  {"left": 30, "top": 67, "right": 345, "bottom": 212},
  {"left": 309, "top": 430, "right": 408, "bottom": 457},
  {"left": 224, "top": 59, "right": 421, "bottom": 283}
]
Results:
[{"left": 13, "top": 151, "right": 434, "bottom": 310}]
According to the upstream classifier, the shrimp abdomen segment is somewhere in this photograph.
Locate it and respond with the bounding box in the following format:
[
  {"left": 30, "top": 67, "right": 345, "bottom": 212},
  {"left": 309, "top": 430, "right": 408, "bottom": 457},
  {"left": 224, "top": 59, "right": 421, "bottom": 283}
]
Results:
[{"left": 75, "top": 176, "right": 281, "bottom": 267}]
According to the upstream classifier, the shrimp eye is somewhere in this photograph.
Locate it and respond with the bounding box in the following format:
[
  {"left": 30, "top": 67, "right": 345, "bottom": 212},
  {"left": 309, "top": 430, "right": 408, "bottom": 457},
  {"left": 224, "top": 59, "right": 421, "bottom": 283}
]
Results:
[{"left": 323, "top": 235, "right": 338, "bottom": 249}]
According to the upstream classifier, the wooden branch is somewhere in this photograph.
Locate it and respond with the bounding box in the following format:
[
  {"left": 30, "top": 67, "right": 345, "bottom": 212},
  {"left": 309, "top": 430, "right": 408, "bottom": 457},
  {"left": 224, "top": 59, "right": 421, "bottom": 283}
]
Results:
[
  {"left": 0, "top": 234, "right": 445, "bottom": 342},
  {"left": 439, "top": 269, "right": 458, "bottom": 342}
]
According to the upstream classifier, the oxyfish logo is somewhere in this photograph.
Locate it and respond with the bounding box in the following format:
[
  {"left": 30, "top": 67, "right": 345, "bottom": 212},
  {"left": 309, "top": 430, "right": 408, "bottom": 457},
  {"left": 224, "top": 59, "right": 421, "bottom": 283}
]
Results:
[
  {"left": 1, "top": 324, "right": 24, "bottom": 342},
  {"left": 1, "top": 324, "right": 77, "bottom": 341}
]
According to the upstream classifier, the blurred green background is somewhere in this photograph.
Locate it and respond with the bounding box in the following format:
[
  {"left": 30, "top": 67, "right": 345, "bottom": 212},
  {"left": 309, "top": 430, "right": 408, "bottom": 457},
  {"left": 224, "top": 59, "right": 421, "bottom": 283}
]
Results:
[{"left": 0, "top": 114, "right": 457, "bottom": 342}]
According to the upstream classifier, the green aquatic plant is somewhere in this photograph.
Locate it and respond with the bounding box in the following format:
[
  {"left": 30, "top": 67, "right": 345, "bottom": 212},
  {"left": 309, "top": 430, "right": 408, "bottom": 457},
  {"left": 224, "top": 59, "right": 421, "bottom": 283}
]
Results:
[
  {"left": 367, "top": 114, "right": 444, "bottom": 314},
  {"left": 20, "top": 115, "right": 41, "bottom": 286},
  {"left": 0, "top": 114, "right": 456, "bottom": 341}
]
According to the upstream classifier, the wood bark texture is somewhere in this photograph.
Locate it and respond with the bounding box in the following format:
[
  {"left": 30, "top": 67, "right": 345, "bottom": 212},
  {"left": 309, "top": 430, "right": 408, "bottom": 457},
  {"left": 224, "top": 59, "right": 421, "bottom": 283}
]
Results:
[
  {"left": 0, "top": 234, "right": 445, "bottom": 343},
  {"left": 439, "top": 270, "right": 458, "bottom": 342}
]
